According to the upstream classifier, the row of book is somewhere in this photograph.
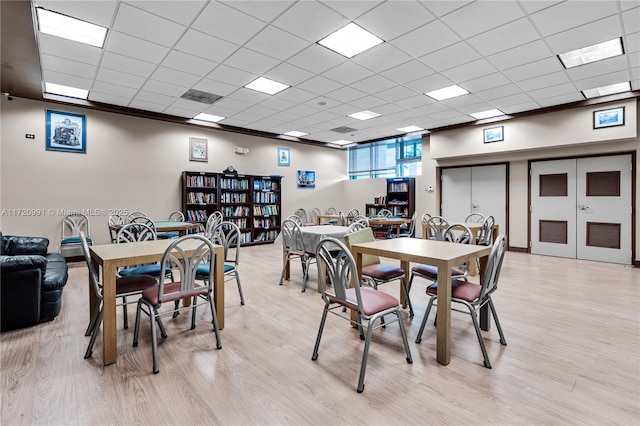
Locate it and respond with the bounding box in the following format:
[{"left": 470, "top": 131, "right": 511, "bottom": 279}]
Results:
[
  {"left": 220, "top": 178, "right": 250, "bottom": 189},
  {"left": 186, "top": 175, "right": 216, "bottom": 188},
  {"left": 253, "top": 192, "right": 279, "bottom": 203},
  {"left": 254, "top": 218, "right": 277, "bottom": 228},
  {"left": 254, "top": 231, "right": 278, "bottom": 242},
  {"left": 223, "top": 206, "right": 250, "bottom": 217},
  {"left": 221, "top": 193, "right": 247, "bottom": 203},
  {"left": 389, "top": 182, "right": 409, "bottom": 192},
  {"left": 185, "top": 209, "right": 208, "bottom": 221},
  {"left": 254, "top": 180, "right": 279, "bottom": 191},
  {"left": 373, "top": 196, "right": 386, "bottom": 204},
  {"left": 253, "top": 205, "right": 279, "bottom": 216},
  {"left": 186, "top": 192, "right": 216, "bottom": 204},
  {"left": 227, "top": 218, "right": 248, "bottom": 229}
]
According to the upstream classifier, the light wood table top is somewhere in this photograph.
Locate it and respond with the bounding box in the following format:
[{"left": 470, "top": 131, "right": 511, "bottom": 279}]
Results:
[
  {"left": 349, "top": 237, "right": 491, "bottom": 366},
  {"left": 110, "top": 221, "right": 201, "bottom": 236},
  {"left": 89, "top": 238, "right": 224, "bottom": 365},
  {"left": 316, "top": 214, "right": 341, "bottom": 225}
]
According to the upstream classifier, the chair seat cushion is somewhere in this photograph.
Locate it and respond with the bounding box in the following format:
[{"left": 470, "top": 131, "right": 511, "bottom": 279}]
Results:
[
  {"left": 337, "top": 287, "right": 400, "bottom": 316},
  {"left": 196, "top": 263, "right": 234, "bottom": 276},
  {"left": 61, "top": 236, "right": 91, "bottom": 244},
  {"left": 116, "top": 274, "right": 157, "bottom": 294},
  {"left": 142, "top": 281, "right": 207, "bottom": 306},
  {"left": 119, "top": 264, "right": 170, "bottom": 277},
  {"left": 362, "top": 263, "right": 404, "bottom": 280},
  {"left": 411, "top": 264, "right": 466, "bottom": 280},
  {"left": 156, "top": 232, "right": 179, "bottom": 239},
  {"left": 426, "top": 280, "right": 481, "bottom": 302}
]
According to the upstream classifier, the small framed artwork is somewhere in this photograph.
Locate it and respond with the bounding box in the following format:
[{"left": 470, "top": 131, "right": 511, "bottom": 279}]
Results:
[
  {"left": 297, "top": 170, "right": 315, "bottom": 188},
  {"left": 45, "top": 110, "right": 86, "bottom": 153},
  {"left": 278, "top": 147, "right": 290, "bottom": 166},
  {"left": 593, "top": 106, "right": 625, "bottom": 129},
  {"left": 189, "top": 137, "right": 208, "bottom": 162},
  {"left": 483, "top": 126, "right": 504, "bottom": 143}
]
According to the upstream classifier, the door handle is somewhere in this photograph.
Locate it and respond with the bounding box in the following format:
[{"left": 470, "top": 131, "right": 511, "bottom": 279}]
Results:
[
  {"left": 472, "top": 204, "right": 479, "bottom": 209},
  {"left": 577, "top": 205, "right": 590, "bottom": 211}
]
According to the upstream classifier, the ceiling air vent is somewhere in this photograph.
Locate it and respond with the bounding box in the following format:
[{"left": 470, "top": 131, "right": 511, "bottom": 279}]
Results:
[
  {"left": 330, "top": 126, "right": 357, "bottom": 134},
  {"left": 181, "top": 89, "right": 223, "bottom": 104}
]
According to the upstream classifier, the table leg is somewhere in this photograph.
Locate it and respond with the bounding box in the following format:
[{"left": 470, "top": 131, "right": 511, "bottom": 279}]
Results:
[
  {"left": 101, "top": 260, "right": 118, "bottom": 365},
  {"left": 213, "top": 246, "right": 225, "bottom": 329},
  {"left": 478, "top": 253, "right": 490, "bottom": 331},
  {"left": 435, "top": 260, "right": 452, "bottom": 365},
  {"left": 400, "top": 259, "right": 410, "bottom": 304},
  {"left": 282, "top": 246, "right": 290, "bottom": 280},
  {"left": 351, "top": 251, "right": 363, "bottom": 325}
]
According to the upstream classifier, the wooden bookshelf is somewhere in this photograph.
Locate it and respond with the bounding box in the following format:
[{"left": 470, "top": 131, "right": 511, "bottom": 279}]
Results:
[{"left": 385, "top": 177, "right": 415, "bottom": 218}]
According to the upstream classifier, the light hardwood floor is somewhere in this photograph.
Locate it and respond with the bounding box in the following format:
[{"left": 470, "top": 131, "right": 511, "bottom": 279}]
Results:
[{"left": 1, "top": 243, "right": 639, "bottom": 425}]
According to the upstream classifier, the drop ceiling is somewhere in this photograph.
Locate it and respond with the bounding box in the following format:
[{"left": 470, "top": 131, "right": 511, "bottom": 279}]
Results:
[{"left": 3, "top": 0, "right": 640, "bottom": 146}]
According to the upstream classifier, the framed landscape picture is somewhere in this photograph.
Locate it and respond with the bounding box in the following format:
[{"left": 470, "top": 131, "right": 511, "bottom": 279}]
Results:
[
  {"left": 297, "top": 170, "right": 315, "bottom": 188},
  {"left": 593, "top": 106, "right": 624, "bottom": 129},
  {"left": 45, "top": 110, "right": 86, "bottom": 153},
  {"left": 483, "top": 126, "right": 503, "bottom": 143},
  {"left": 189, "top": 137, "right": 208, "bottom": 162}
]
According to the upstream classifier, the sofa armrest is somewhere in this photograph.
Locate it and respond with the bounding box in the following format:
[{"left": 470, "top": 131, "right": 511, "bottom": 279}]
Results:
[
  {"left": 0, "top": 255, "right": 47, "bottom": 273},
  {"left": 1, "top": 269, "right": 42, "bottom": 332},
  {"left": 2, "top": 236, "right": 49, "bottom": 256}
]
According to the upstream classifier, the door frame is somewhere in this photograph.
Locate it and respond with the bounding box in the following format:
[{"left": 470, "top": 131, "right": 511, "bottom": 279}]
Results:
[
  {"left": 527, "top": 151, "right": 636, "bottom": 264},
  {"left": 437, "top": 161, "right": 509, "bottom": 249}
]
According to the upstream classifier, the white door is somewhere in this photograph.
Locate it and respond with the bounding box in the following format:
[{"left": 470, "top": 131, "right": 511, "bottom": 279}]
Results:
[
  {"left": 441, "top": 164, "right": 507, "bottom": 235},
  {"left": 530, "top": 155, "right": 631, "bottom": 264}
]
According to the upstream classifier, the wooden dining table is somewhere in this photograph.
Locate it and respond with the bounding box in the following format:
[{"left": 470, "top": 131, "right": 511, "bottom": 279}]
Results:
[
  {"left": 368, "top": 216, "right": 413, "bottom": 237},
  {"left": 315, "top": 214, "right": 341, "bottom": 225},
  {"left": 110, "top": 221, "right": 201, "bottom": 237},
  {"left": 89, "top": 238, "right": 224, "bottom": 365},
  {"left": 349, "top": 237, "right": 491, "bottom": 366}
]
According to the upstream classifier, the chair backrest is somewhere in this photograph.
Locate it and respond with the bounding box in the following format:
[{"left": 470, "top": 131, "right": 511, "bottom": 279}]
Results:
[
  {"left": 353, "top": 215, "right": 369, "bottom": 227},
  {"left": 108, "top": 214, "right": 125, "bottom": 226},
  {"left": 405, "top": 211, "right": 417, "bottom": 236},
  {"left": 479, "top": 234, "right": 507, "bottom": 301},
  {"left": 425, "top": 216, "right": 450, "bottom": 240},
  {"left": 127, "top": 211, "right": 148, "bottom": 223},
  {"left": 477, "top": 215, "right": 495, "bottom": 246},
  {"left": 204, "top": 211, "right": 224, "bottom": 239},
  {"left": 347, "top": 221, "right": 368, "bottom": 233},
  {"left": 294, "top": 208, "right": 308, "bottom": 223},
  {"left": 315, "top": 237, "right": 363, "bottom": 312},
  {"left": 338, "top": 211, "right": 346, "bottom": 226},
  {"left": 465, "top": 213, "right": 485, "bottom": 223},
  {"left": 61, "top": 213, "right": 90, "bottom": 239},
  {"left": 444, "top": 223, "right": 473, "bottom": 273},
  {"left": 310, "top": 208, "right": 321, "bottom": 223},
  {"left": 116, "top": 222, "right": 157, "bottom": 243},
  {"left": 421, "top": 213, "right": 432, "bottom": 225},
  {"left": 286, "top": 214, "right": 303, "bottom": 227},
  {"left": 346, "top": 209, "right": 359, "bottom": 223},
  {"left": 168, "top": 211, "right": 185, "bottom": 221},
  {"left": 157, "top": 235, "right": 215, "bottom": 306},
  {"left": 79, "top": 231, "right": 102, "bottom": 301},
  {"left": 377, "top": 208, "right": 393, "bottom": 218},
  {"left": 325, "top": 207, "right": 337, "bottom": 215},
  {"left": 281, "top": 218, "right": 307, "bottom": 253},
  {"left": 343, "top": 227, "right": 379, "bottom": 267},
  {"left": 211, "top": 221, "right": 240, "bottom": 266}
]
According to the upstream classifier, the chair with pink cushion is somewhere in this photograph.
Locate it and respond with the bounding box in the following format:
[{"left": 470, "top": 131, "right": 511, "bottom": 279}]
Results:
[{"left": 312, "top": 237, "right": 412, "bottom": 393}]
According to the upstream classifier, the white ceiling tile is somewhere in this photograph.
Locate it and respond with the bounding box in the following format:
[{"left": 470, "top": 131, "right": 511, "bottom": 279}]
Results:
[
  {"left": 632, "top": 78, "right": 640, "bottom": 90},
  {"left": 171, "top": 97, "right": 211, "bottom": 112},
  {"left": 622, "top": 7, "right": 640, "bottom": 35},
  {"left": 322, "top": 61, "right": 374, "bottom": 85},
  {"left": 88, "top": 91, "right": 130, "bottom": 106},
  {"left": 174, "top": 29, "right": 239, "bottom": 63},
  {"left": 125, "top": 0, "right": 207, "bottom": 26},
  {"left": 352, "top": 44, "right": 413, "bottom": 73},
  {"left": 440, "top": 94, "right": 484, "bottom": 109},
  {"left": 258, "top": 96, "right": 298, "bottom": 112},
  {"left": 518, "top": 1, "right": 563, "bottom": 14},
  {"left": 468, "top": 18, "right": 540, "bottom": 57},
  {"left": 283, "top": 105, "right": 321, "bottom": 120},
  {"left": 325, "top": 86, "right": 368, "bottom": 103},
  {"left": 101, "top": 51, "right": 156, "bottom": 78},
  {"left": 134, "top": 90, "right": 176, "bottom": 106},
  {"left": 163, "top": 106, "right": 203, "bottom": 118},
  {"left": 625, "top": 31, "right": 640, "bottom": 53},
  {"left": 220, "top": 0, "right": 296, "bottom": 22},
  {"left": 350, "top": 74, "right": 396, "bottom": 94},
  {"left": 297, "top": 75, "right": 343, "bottom": 95},
  {"left": 501, "top": 101, "right": 541, "bottom": 114},
  {"left": 516, "top": 71, "right": 571, "bottom": 91},
  {"left": 213, "top": 97, "right": 253, "bottom": 112},
  {"left": 272, "top": 1, "right": 348, "bottom": 42},
  {"left": 527, "top": 83, "right": 577, "bottom": 101},
  {"left": 381, "top": 60, "right": 436, "bottom": 84},
  {"left": 38, "top": 34, "right": 102, "bottom": 65},
  {"left": 41, "top": 54, "right": 96, "bottom": 80},
  {"left": 192, "top": 79, "right": 237, "bottom": 97},
  {"left": 440, "top": 58, "right": 497, "bottom": 83},
  {"left": 488, "top": 93, "right": 534, "bottom": 108},
  {"left": 105, "top": 30, "right": 170, "bottom": 63},
  {"left": 420, "top": 1, "right": 473, "bottom": 18},
  {"left": 245, "top": 26, "right": 310, "bottom": 61},
  {"left": 370, "top": 102, "right": 405, "bottom": 115},
  {"left": 287, "top": 44, "right": 348, "bottom": 74},
  {"left": 37, "top": 0, "right": 117, "bottom": 27},
  {"left": 566, "top": 55, "right": 630, "bottom": 81},
  {"left": 113, "top": 3, "right": 186, "bottom": 47},
  {"left": 404, "top": 73, "right": 453, "bottom": 93},
  {"left": 375, "top": 85, "right": 418, "bottom": 102},
  {"left": 95, "top": 67, "right": 146, "bottom": 89},
  {"left": 320, "top": 0, "right": 383, "bottom": 20},
  {"left": 192, "top": 1, "right": 266, "bottom": 45},
  {"left": 544, "top": 16, "right": 622, "bottom": 54},
  {"left": 461, "top": 73, "right": 511, "bottom": 93},
  {"left": 42, "top": 70, "right": 93, "bottom": 89},
  {"left": 392, "top": 20, "right": 461, "bottom": 57},
  {"left": 206, "top": 65, "right": 256, "bottom": 87},
  {"left": 356, "top": 1, "right": 435, "bottom": 41},
  {"left": 502, "top": 57, "right": 564, "bottom": 82},
  {"left": 395, "top": 94, "right": 435, "bottom": 109},
  {"left": 536, "top": 92, "right": 584, "bottom": 107},
  {"left": 419, "top": 41, "right": 481, "bottom": 72},
  {"left": 142, "top": 80, "right": 189, "bottom": 98},
  {"left": 274, "top": 87, "right": 318, "bottom": 104},
  {"left": 573, "top": 70, "right": 633, "bottom": 91},
  {"left": 486, "top": 40, "right": 554, "bottom": 70},
  {"left": 151, "top": 67, "right": 201, "bottom": 87},
  {"left": 161, "top": 50, "right": 217, "bottom": 77},
  {"left": 224, "top": 48, "right": 281, "bottom": 75},
  {"left": 226, "top": 87, "right": 272, "bottom": 104},
  {"left": 529, "top": 1, "right": 618, "bottom": 36},
  {"left": 91, "top": 81, "right": 138, "bottom": 98},
  {"left": 475, "top": 84, "right": 524, "bottom": 101},
  {"left": 264, "top": 63, "right": 315, "bottom": 87},
  {"left": 412, "top": 102, "right": 453, "bottom": 115},
  {"left": 129, "top": 99, "right": 166, "bottom": 113},
  {"left": 347, "top": 95, "right": 387, "bottom": 110},
  {"left": 441, "top": 1, "right": 524, "bottom": 39}
]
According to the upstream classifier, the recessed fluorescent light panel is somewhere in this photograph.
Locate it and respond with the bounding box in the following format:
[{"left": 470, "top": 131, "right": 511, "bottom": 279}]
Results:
[
  {"left": 244, "top": 77, "right": 289, "bottom": 95},
  {"left": 582, "top": 81, "right": 631, "bottom": 98},
  {"left": 36, "top": 7, "right": 108, "bottom": 48},
  {"left": 44, "top": 82, "right": 89, "bottom": 99},
  {"left": 283, "top": 131, "right": 308, "bottom": 137},
  {"left": 425, "top": 84, "right": 469, "bottom": 101},
  {"left": 331, "top": 140, "right": 355, "bottom": 146},
  {"left": 397, "top": 126, "right": 424, "bottom": 133},
  {"left": 193, "top": 113, "right": 225, "bottom": 122},
  {"left": 348, "top": 110, "right": 381, "bottom": 121},
  {"left": 558, "top": 38, "right": 624, "bottom": 69},
  {"left": 318, "top": 22, "right": 384, "bottom": 58},
  {"left": 469, "top": 109, "right": 504, "bottom": 120}
]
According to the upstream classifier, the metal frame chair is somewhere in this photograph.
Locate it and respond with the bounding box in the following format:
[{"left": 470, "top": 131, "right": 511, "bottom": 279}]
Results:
[
  {"left": 425, "top": 215, "right": 450, "bottom": 240},
  {"left": 157, "top": 211, "right": 185, "bottom": 239},
  {"left": 286, "top": 214, "right": 303, "bottom": 227},
  {"left": 294, "top": 208, "right": 309, "bottom": 224},
  {"left": 59, "top": 213, "right": 91, "bottom": 258},
  {"left": 133, "top": 235, "right": 222, "bottom": 374},
  {"left": 377, "top": 208, "right": 393, "bottom": 217},
  {"left": 312, "top": 237, "right": 412, "bottom": 393},
  {"left": 278, "top": 218, "right": 316, "bottom": 292},
  {"left": 310, "top": 208, "right": 321, "bottom": 224},
  {"left": 465, "top": 213, "right": 485, "bottom": 223},
  {"left": 126, "top": 211, "right": 148, "bottom": 223},
  {"left": 415, "top": 234, "right": 508, "bottom": 368},
  {"left": 204, "top": 211, "right": 224, "bottom": 239},
  {"left": 168, "top": 211, "right": 185, "bottom": 221},
  {"left": 108, "top": 214, "right": 125, "bottom": 243},
  {"left": 398, "top": 211, "right": 417, "bottom": 237}
]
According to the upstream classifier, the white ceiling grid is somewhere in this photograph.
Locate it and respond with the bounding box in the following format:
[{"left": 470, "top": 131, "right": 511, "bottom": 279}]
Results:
[{"left": 34, "top": 0, "right": 640, "bottom": 144}]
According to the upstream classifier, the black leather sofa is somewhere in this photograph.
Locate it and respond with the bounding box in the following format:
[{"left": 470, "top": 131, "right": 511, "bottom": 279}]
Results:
[{"left": 0, "top": 233, "right": 68, "bottom": 332}]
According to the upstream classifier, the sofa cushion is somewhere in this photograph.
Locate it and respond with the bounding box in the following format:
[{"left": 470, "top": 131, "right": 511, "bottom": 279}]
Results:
[
  {"left": 42, "top": 260, "right": 68, "bottom": 292},
  {"left": 2, "top": 236, "right": 49, "bottom": 256},
  {"left": 0, "top": 255, "right": 47, "bottom": 273},
  {"left": 46, "top": 253, "right": 67, "bottom": 263}
]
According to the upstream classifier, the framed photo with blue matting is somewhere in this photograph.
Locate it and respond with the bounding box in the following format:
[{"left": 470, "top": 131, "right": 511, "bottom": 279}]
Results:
[
  {"left": 46, "top": 110, "right": 86, "bottom": 153},
  {"left": 278, "top": 147, "right": 290, "bottom": 166},
  {"left": 483, "top": 126, "right": 503, "bottom": 143},
  {"left": 593, "top": 106, "right": 624, "bottom": 129}
]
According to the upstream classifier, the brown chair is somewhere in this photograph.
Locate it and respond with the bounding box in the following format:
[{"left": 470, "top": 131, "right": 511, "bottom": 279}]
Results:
[
  {"left": 133, "top": 234, "right": 222, "bottom": 374},
  {"left": 415, "top": 234, "right": 508, "bottom": 368},
  {"left": 79, "top": 231, "right": 157, "bottom": 359},
  {"left": 312, "top": 237, "right": 412, "bottom": 393},
  {"left": 344, "top": 227, "right": 413, "bottom": 317}
]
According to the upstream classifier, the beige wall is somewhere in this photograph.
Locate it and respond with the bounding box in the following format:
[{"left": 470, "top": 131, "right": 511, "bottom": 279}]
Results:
[{"left": 0, "top": 97, "right": 347, "bottom": 245}]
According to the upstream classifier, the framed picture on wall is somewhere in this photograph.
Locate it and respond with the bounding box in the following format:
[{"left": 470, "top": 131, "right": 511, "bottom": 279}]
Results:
[
  {"left": 297, "top": 170, "right": 315, "bottom": 188},
  {"left": 45, "top": 110, "right": 86, "bottom": 153},
  {"left": 189, "top": 137, "right": 208, "bottom": 162},
  {"left": 593, "top": 106, "right": 624, "bottom": 129},
  {"left": 278, "top": 147, "right": 290, "bottom": 166},
  {"left": 483, "top": 126, "right": 503, "bottom": 143}
]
